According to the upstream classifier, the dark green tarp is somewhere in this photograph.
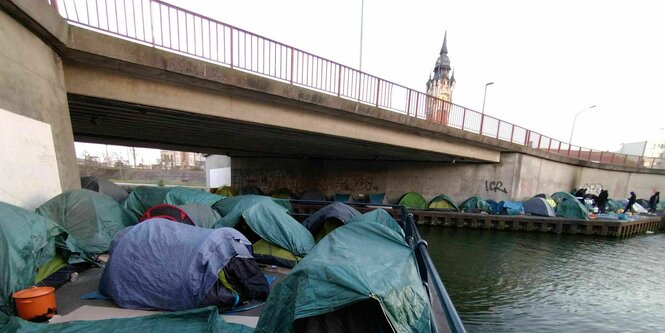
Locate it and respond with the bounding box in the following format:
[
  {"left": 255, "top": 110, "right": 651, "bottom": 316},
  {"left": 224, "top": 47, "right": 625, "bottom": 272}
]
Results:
[
  {"left": 254, "top": 215, "right": 430, "bottom": 333},
  {"left": 122, "top": 186, "right": 171, "bottom": 223},
  {"left": 556, "top": 199, "right": 589, "bottom": 220},
  {"left": 36, "top": 189, "right": 132, "bottom": 260},
  {"left": 0, "top": 202, "right": 65, "bottom": 313},
  {"left": 214, "top": 196, "right": 314, "bottom": 258},
  {"left": 0, "top": 306, "right": 253, "bottom": 333},
  {"left": 428, "top": 194, "right": 460, "bottom": 211},
  {"left": 459, "top": 196, "right": 492, "bottom": 213},
  {"left": 163, "top": 187, "right": 225, "bottom": 207},
  {"left": 398, "top": 192, "right": 427, "bottom": 210}
]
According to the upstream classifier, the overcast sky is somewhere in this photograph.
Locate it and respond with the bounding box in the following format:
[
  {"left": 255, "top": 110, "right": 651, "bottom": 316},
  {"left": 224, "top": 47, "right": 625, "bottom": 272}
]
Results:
[{"left": 76, "top": 0, "right": 665, "bottom": 162}]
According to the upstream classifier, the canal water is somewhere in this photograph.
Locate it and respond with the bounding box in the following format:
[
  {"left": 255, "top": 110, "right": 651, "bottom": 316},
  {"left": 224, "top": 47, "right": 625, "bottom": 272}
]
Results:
[{"left": 420, "top": 227, "right": 665, "bottom": 333}]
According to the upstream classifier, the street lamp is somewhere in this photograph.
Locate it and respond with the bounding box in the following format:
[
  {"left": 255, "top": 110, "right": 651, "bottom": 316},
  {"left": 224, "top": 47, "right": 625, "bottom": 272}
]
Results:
[
  {"left": 481, "top": 82, "right": 494, "bottom": 114},
  {"left": 568, "top": 105, "right": 597, "bottom": 145}
]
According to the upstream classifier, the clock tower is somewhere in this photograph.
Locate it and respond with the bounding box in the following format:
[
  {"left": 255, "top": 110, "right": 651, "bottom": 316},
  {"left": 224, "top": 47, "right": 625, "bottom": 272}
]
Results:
[{"left": 426, "top": 31, "right": 455, "bottom": 124}]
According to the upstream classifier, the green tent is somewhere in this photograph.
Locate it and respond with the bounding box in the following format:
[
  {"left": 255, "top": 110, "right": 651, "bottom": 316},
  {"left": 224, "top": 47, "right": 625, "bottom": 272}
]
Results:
[
  {"left": 254, "top": 216, "right": 430, "bottom": 333},
  {"left": 0, "top": 202, "right": 66, "bottom": 313},
  {"left": 459, "top": 196, "right": 492, "bottom": 213},
  {"left": 556, "top": 199, "right": 589, "bottom": 220},
  {"left": 121, "top": 186, "right": 171, "bottom": 223},
  {"left": 215, "top": 185, "right": 237, "bottom": 197},
  {"left": 163, "top": 187, "right": 225, "bottom": 207},
  {"left": 36, "top": 189, "right": 132, "bottom": 261},
  {"left": 0, "top": 306, "right": 253, "bottom": 333},
  {"left": 428, "top": 194, "right": 460, "bottom": 211},
  {"left": 551, "top": 191, "right": 577, "bottom": 205},
  {"left": 214, "top": 196, "right": 314, "bottom": 258},
  {"left": 270, "top": 188, "right": 298, "bottom": 200},
  {"left": 398, "top": 192, "right": 427, "bottom": 210}
]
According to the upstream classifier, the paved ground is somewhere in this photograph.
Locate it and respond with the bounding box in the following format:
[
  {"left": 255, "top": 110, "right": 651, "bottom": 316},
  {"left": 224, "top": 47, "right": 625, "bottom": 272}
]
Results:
[{"left": 49, "top": 264, "right": 289, "bottom": 328}]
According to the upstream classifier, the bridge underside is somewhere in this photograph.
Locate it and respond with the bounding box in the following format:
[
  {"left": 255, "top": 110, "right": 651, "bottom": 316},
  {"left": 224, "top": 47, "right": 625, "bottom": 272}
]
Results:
[{"left": 69, "top": 94, "right": 476, "bottom": 162}]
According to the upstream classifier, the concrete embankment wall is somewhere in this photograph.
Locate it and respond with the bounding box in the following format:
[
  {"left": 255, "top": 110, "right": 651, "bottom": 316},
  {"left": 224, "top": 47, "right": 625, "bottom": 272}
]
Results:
[
  {"left": 0, "top": 6, "right": 79, "bottom": 208},
  {"left": 231, "top": 153, "right": 665, "bottom": 203}
]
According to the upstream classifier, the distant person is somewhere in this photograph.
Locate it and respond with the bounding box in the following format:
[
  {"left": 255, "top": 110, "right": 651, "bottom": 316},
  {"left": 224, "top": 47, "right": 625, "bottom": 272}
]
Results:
[
  {"left": 597, "top": 190, "right": 609, "bottom": 213},
  {"left": 575, "top": 188, "right": 587, "bottom": 205},
  {"left": 649, "top": 192, "right": 660, "bottom": 213},
  {"left": 625, "top": 191, "right": 637, "bottom": 214}
]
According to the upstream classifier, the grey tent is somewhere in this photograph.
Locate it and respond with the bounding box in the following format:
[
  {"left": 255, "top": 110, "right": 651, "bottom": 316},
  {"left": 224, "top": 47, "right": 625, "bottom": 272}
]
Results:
[
  {"left": 80, "top": 177, "right": 128, "bottom": 203},
  {"left": 178, "top": 204, "right": 222, "bottom": 229},
  {"left": 99, "top": 219, "right": 268, "bottom": 311},
  {"left": 302, "top": 202, "right": 361, "bottom": 241},
  {"left": 523, "top": 197, "right": 556, "bottom": 217}
]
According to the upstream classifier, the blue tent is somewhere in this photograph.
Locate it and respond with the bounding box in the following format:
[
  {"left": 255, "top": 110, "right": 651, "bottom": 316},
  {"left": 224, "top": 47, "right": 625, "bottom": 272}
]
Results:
[{"left": 99, "top": 219, "right": 255, "bottom": 311}]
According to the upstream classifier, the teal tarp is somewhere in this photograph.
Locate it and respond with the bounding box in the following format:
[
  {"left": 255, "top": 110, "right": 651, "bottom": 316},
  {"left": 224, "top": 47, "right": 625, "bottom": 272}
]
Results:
[
  {"left": 163, "top": 187, "right": 225, "bottom": 207},
  {"left": 556, "top": 199, "right": 589, "bottom": 220},
  {"left": 0, "top": 306, "right": 253, "bottom": 333},
  {"left": 122, "top": 186, "right": 171, "bottom": 223},
  {"left": 0, "top": 202, "right": 65, "bottom": 313},
  {"left": 459, "top": 196, "right": 492, "bottom": 213},
  {"left": 254, "top": 215, "right": 430, "bottom": 333},
  {"left": 214, "top": 196, "right": 314, "bottom": 257},
  {"left": 348, "top": 209, "right": 404, "bottom": 235},
  {"left": 36, "top": 189, "right": 132, "bottom": 260}
]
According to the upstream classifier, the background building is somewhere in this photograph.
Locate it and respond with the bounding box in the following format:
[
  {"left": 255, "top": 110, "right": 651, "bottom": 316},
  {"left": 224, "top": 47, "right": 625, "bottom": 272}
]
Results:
[
  {"left": 160, "top": 150, "right": 205, "bottom": 170},
  {"left": 426, "top": 31, "right": 455, "bottom": 124}
]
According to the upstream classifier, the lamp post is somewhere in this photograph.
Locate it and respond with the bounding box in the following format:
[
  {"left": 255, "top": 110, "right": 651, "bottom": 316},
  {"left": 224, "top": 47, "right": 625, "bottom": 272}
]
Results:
[
  {"left": 481, "top": 82, "right": 494, "bottom": 114},
  {"left": 568, "top": 105, "right": 597, "bottom": 145}
]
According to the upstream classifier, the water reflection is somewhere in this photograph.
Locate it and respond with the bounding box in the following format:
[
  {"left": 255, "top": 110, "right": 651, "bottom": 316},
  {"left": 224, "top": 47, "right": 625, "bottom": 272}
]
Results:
[{"left": 420, "top": 227, "right": 665, "bottom": 333}]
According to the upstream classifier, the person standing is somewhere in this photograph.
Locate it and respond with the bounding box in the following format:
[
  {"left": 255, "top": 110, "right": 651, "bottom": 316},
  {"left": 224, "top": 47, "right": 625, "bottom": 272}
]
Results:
[
  {"left": 625, "top": 191, "right": 637, "bottom": 214},
  {"left": 649, "top": 192, "right": 660, "bottom": 213},
  {"left": 597, "top": 190, "right": 609, "bottom": 214}
]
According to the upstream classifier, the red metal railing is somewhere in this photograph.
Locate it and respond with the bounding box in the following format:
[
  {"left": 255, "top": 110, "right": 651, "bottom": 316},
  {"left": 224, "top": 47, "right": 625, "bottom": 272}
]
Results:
[{"left": 48, "top": 0, "right": 665, "bottom": 170}]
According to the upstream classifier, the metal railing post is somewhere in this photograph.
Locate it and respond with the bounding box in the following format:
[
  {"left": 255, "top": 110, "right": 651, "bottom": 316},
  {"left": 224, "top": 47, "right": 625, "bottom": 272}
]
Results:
[
  {"left": 337, "top": 64, "right": 342, "bottom": 97},
  {"left": 599, "top": 151, "right": 604, "bottom": 163},
  {"left": 510, "top": 125, "right": 515, "bottom": 143},
  {"left": 461, "top": 107, "right": 467, "bottom": 130},
  {"left": 289, "top": 48, "right": 294, "bottom": 84},
  {"left": 406, "top": 90, "right": 412, "bottom": 116},
  {"left": 230, "top": 27, "right": 234, "bottom": 68},
  {"left": 375, "top": 79, "right": 381, "bottom": 107},
  {"left": 149, "top": 0, "right": 155, "bottom": 47}
]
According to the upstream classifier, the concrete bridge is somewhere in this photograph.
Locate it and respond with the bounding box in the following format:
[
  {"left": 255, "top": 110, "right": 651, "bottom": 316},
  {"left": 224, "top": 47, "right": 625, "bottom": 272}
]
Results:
[{"left": 2, "top": 0, "right": 664, "bottom": 208}]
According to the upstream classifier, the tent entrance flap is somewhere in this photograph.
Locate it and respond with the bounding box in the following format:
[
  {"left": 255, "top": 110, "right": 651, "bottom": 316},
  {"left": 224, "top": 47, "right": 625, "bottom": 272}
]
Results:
[{"left": 293, "top": 299, "right": 394, "bottom": 333}]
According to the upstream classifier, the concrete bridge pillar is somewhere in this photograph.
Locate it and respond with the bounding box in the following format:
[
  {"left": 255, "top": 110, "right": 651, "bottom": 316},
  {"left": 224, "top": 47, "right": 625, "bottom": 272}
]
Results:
[{"left": 0, "top": 4, "right": 79, "bottom": 207}]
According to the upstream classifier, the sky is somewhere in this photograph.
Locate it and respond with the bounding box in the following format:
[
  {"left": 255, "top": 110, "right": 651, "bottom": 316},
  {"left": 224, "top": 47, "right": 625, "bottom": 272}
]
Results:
[{"left": 76, "top": 0, "right": 665, "bottom": 161}]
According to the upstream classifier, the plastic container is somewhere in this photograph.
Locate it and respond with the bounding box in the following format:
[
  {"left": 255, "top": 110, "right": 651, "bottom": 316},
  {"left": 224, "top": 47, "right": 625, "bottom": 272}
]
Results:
[{"left": 12, "top": 286, "right": 57, "bottom": 322}]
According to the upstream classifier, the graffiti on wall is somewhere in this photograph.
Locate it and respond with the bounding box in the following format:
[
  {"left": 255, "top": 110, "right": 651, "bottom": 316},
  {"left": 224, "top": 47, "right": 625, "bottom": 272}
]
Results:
[
  {"left": 579, "top": 183, "right": 603, "bottom": 196},
  {"left": 485, "top": 180, "right": 508, "bottom": 194},
  {"left": 232, "top": 169, "right": 380, "bottom": 195},
  {"left": 232, "top": 169, "right": 309, "bottom": 194},
  {"left": 317, "top": 175, "right": 378, "bottom": 193}
]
